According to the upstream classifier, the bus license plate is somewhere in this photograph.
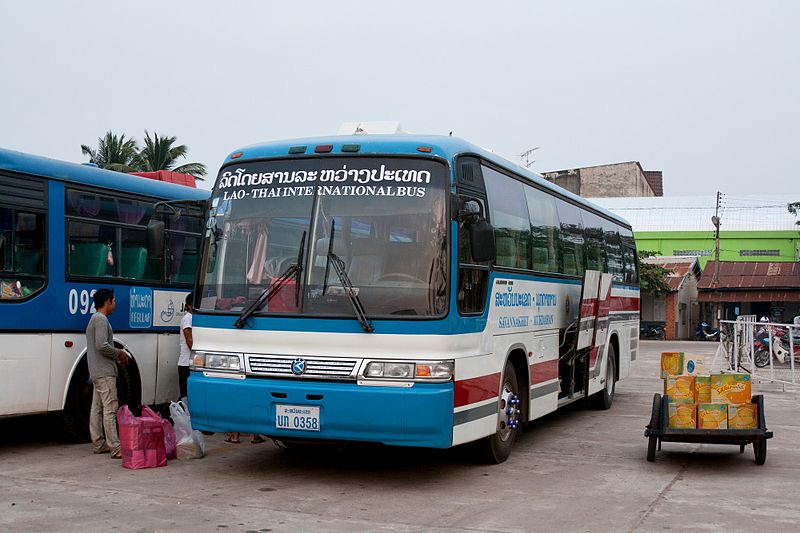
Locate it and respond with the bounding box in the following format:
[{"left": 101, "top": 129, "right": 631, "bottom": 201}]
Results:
[{"left": 275, "top": 404, "right": 320, "bottom": 432}]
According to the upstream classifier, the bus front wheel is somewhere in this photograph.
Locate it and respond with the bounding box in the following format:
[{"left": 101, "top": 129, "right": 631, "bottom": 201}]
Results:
[
  {"left": 478, "top": 361, "right": 520, "bottom": 464},
  {"left": 61, "top": 355, "right": 139, "bottom": 442},
  {"left": 590, "top": 345, "right": 616, "bottom": 410}
]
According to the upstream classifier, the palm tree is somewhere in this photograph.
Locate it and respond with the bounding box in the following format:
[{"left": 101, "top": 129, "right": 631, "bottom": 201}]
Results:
[
  {"left": 80, "top": 131, "right": 140, "bottom": 172},
  {"left": 135, "top": 130, "right": 207, "bottom": 180}
]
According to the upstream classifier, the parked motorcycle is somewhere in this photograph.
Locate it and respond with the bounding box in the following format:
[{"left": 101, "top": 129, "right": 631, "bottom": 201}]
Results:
[
  {"left": 695, "top": 321, "right": 720, "bottom": 341},
  {"left": 754, "top": 327, "right": 800, "bottom": 367},
  {"left": 641, "top": 323, "right": 665, "bottom": 340}
]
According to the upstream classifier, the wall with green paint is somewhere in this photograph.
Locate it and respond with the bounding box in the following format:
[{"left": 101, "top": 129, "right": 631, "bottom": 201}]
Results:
[{"left": 634, "top": 230, "right": 800, "bottom": 267}]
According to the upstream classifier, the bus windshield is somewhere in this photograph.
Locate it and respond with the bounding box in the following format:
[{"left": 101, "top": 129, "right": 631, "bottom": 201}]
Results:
[{"left": 197, "top": 157, "right": 448, "bottom": 319}]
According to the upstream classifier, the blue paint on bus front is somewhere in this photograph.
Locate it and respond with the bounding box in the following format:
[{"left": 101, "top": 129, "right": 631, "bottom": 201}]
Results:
[{"left": 188, "top": 373, "right": 454, "bottom": 448}]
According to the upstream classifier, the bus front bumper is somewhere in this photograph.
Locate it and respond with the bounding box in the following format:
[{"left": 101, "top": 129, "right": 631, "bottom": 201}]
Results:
[{"left": 188, "top": 373, "right": 454, "bottom": 448}]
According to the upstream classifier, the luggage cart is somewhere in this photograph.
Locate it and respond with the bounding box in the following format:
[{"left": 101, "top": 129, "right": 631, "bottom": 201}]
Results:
[{"left": 644, "top": 394, "right": 773, "bottom": 465}]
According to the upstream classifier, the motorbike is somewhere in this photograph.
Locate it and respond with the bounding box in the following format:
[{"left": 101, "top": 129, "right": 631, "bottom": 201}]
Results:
[
  {"left": 754, "top": 327, "right": 800, "bottom": 367},
  {"left": 695, "top": 321, "right": 720, "bottom": 341},
  {"left": 641, "top": 323, "right": 665, "bottom": 340}
]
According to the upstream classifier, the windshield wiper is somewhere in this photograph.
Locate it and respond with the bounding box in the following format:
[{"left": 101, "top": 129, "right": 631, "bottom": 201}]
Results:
[
  {"left": 234, "top": 231, "right": 306, "bottom": 329},
  {"left": 327, "top": 251, "right": 374, "bottom": 333},
  {"left": 320, "top": 220, "right": 372, "bottom": 333}
]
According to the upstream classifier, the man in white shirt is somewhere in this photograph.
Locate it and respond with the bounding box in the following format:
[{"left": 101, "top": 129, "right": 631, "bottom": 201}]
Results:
[{"left": 178, "top": 292, "right": 193, "bottom": 401}]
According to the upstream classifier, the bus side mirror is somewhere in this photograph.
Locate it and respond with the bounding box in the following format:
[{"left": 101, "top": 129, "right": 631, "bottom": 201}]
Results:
[
  {"left": 470, "top": 220, "right": 496, "bottom": 263},
  {"left": 147, "top": 219, "right": 165, "bottom": 259}
]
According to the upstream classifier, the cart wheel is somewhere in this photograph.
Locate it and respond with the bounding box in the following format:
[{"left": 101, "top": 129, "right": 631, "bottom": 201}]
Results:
[
  {"left": 740, "top": 444, "right": 745, "bottom": 454},
  {"left": 647, "top": 436, "right": 657, "bottom": 462},
  {"left": 754, "top": 439, "right": 767, "bottom": 465}
]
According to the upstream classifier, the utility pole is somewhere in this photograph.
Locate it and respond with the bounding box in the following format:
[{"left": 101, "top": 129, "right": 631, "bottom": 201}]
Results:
[{"left": 711, "top": 191, "right": 721, "bottom": 285}]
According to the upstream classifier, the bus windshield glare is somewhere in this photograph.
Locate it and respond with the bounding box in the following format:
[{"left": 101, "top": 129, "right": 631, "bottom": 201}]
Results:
[{"left": 197, "top": 157, "right": 448, "bottom": 318}]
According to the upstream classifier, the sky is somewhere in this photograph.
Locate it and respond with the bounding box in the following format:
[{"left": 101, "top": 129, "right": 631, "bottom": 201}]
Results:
[{"left": 1, "top": 1, "right": 798, "bottom": 195}]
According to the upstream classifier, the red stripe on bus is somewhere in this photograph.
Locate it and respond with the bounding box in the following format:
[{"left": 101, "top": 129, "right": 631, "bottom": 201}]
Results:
[
  {"left": 609, "top": 296, "right": 640, "bottom": 312},
  {"left": 530, "top": 359, "right": 558, "bottom": 384},
  {"left": 454, "top": 373, "right": 501, "bottom": 407}
]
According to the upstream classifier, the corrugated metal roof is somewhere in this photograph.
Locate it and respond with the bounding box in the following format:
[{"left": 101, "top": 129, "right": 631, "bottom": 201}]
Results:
[
  {"left": 698, "top": 261, "right": 800, "bottom": 290},
  {"left": 643, "top": 256, "right": 699, "bottom": 292},
  {"left": 698, "top": 290, "right": 800, "bottom": 302},
  {"left": 590, "top": 195, "right": 800, "bottom": 232}
]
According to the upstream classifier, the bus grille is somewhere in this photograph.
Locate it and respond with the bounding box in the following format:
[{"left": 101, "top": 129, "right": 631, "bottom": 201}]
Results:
[{"left": 247, "top": 355, "right": 358, "bottom": 379}]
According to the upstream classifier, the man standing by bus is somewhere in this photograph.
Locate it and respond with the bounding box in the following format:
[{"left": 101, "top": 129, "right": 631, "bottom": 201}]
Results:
[
  {"left": 86, "top": 288, "right": 129, "bottom": 458},
  {"left": 178, "top": 292, "right": 193, "bottom": 401}
]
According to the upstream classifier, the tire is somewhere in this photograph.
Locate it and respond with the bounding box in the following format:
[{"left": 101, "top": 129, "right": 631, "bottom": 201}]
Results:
[
  {"left": 657, "top": 330, "right": 665, "bottom": 341},
  {"left": 754, "top": 439, "right": 767, "bottom": 465},
  {"left": 647, "top": 436, "right": 657, "bottom": 462},
  {"left": 754, "top": 349, "right": 770, "bottom": 368},
  {"left": 61, "top": 354, "right": 138, "bottom": 442},
  {"left": 477, "top": 361, "right": 520, "bottom": 464},
  {"left": 591, "top": 345, "right": 616, "bottom": 410}
]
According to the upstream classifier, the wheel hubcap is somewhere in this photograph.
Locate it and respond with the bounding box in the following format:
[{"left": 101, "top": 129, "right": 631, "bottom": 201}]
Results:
[{"left": 498, "top": 386, "right": 520, "bottom": 441}]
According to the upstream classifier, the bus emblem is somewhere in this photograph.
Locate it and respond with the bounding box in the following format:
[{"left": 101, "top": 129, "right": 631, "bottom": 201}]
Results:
[{"left": 292, "top": 358, "right": 306, "bottom": 376}]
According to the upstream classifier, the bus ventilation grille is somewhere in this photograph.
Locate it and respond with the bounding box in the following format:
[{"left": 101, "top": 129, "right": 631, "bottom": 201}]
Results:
[{"left": 247, "top": 355, "right": 359, "bottom": 379}]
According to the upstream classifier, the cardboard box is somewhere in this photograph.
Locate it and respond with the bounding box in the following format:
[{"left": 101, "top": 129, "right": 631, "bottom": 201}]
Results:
[
  {"left": 660, "top": 352, "right": 684, "bottom": 378},
  {"left": 695, "top": 375, "right": 712, "bottom": 403},
  {"left": 664, "top": 375, "right": 696, "bottom": 403},
  {"left": 728, "top": 403, "right": 758, "bottom": 429},
  {"left": 668, "top": 402, "right": 697, "bottom": 429},
  {"left": 683, "top": 355, "right": 705, "bottom": 375},
  {"left": 697, "top": 403, "right": 728, "bottom": 429},
  {"left": 711, "top": 373, "right": 752, "bottom": 404}
]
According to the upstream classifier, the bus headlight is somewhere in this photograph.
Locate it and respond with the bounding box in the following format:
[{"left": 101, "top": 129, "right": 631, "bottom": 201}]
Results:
[
  {"left": 192, "top": 351, "right": 242, "bottom": 371},
  {"left": 361, "top": 360, "right": 454, "bottom": 382}
]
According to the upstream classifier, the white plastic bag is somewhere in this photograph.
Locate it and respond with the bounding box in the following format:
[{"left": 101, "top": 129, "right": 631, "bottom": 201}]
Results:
[{"left": 169, "top": 400, "right": 205, "bottom": 459}]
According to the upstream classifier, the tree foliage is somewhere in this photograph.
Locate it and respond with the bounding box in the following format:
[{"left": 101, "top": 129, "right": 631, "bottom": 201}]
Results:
[
  {"left": 81, "top": 130, "right": 206, "bottom": 180},
  {"left": 80, "top": 131, "right": 140, "bottom": 173},
  {"left": 638, "top": 250, "right": 673, "bottom": 295},
  {"left": 789, "top": 202, "right": 800, "bottom": 225}
]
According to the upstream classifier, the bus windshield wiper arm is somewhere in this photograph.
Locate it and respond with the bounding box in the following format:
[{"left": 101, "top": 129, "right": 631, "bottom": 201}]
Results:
[
  {"left": 327, "top": 251, "right": 374, "bottom": 333},
  {"left": 234, "top": 231, "right": 306, "bottom": 329}
]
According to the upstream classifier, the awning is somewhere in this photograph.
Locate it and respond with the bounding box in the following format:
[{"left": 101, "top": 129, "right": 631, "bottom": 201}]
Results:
[{"left": 697, "top": 290, "right": 800, "bottom": 303}]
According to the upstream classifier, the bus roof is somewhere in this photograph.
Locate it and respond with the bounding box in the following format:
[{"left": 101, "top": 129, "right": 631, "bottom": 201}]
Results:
[
  {"left": 222, "top": 134, "right": 631, "bottom": 228},
  {"left": 0, "top": 147, "right": 209, "bottom": 201}
]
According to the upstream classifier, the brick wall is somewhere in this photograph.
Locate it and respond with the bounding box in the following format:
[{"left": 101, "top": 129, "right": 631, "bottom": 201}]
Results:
[{"left": 665, "top": 292, "right": 678, "bottom": 340}]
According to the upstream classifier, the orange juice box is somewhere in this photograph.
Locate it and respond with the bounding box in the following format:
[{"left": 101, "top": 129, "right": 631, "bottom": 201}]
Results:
[
  {"left": 660, "top": 352, "right": 684, "bottom": 378},
  {"left": 682, "top": 355, "right": 705, "bottom": 375},
  {"left": 695, "top": 375, "right": 712, "bottom": 403},
  {"left": 664, "top": 375, "right": 696, "bottom": 403},
  {"left": 711, "top": 373, "right": 751, "bottom": 404},
  {"left": 728, "top": 403, "right": 758, "bottom": 429},
  {"left": 697, "top": 403, "right": 728, "bottom": 429},
  {"left": 668, "top": 402, "right": 697, "bottom": 429}
]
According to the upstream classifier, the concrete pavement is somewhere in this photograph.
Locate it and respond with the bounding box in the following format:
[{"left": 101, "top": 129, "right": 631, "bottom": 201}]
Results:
[{"left": 1, "top": 340, "right": 798, "bottom": 532}]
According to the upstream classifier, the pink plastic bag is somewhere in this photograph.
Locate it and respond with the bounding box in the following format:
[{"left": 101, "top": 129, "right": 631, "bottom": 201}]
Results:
[
  {"left": 118, "top": 405, "right": 167, "bottom": 470},
  {"left": 141, "top": 406, "right": 177, "bottom": 460}
]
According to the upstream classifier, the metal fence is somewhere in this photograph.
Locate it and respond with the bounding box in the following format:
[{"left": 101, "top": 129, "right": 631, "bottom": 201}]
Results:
[{"left": 711, "top": 316, "right": 800, "bottom": 386}]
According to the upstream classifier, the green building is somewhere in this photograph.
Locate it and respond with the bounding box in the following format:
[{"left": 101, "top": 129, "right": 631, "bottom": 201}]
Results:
[{"left": 591, "top": 195, "right": 800, "bottom": 266}]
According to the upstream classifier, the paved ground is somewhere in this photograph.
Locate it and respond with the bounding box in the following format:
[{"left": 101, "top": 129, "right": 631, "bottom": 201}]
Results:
[{"left": 1, "top": 341, "right": 798, "bottom": 532}]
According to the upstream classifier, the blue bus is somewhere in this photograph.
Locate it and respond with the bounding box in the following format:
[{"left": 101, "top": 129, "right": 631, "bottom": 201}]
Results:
[
  {"left": 188, "top": 134, "right": 639, "bottom": 462},
  {"left": 0, "top": 148, "right": 208, "bottom": 439}
]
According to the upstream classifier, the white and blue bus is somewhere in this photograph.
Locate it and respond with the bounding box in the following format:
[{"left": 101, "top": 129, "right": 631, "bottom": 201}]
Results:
[
  {"left": 0, "top": 148, "right": 208, "bottom": 439},
  {"left": 189, "top": 134, "right": 639, "bottom": 462}
]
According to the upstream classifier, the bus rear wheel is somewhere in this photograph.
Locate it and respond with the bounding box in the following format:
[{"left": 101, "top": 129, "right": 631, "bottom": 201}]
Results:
[
  {"left": 478, "top": 361, "right": 520, "bottom": 464},
  {"left": 61, "top": 356, "right": 139, "bottom": 442},
  {"left": 590, "top": 345, "right": 616, "bottom": 410}
]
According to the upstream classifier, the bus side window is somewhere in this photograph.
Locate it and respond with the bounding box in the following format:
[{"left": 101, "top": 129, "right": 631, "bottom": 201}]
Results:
[
  {"left": 555, "top": 200, "right": 585, "bottom": 276},
  {"left": 582, "top": 212, "right": 607, "bottom": 272},
  {"left": 604, "top": 221, "right": 623, "bottom": 282},
  {"left": 456, "top": 196, "right": 490, "bottom": 315},
  {"left": 525, "top": 188, "right": 560, "bottom": 273},
  {"left": 0, "top": 207, "right": 46, "bottom": 300},
  {"left": 483, "top": 165, "right": 530, "bottom": 270}
]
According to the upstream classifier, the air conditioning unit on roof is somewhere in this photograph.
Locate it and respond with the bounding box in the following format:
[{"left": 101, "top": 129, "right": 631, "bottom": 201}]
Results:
[{"left": 337, "top": 121, "right": 406, "bottom": 135}]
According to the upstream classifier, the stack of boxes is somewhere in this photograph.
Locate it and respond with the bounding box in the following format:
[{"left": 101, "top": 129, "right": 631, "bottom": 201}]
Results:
[{"left": 660, "top": 352, "right": 758, "bottom": 430}]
